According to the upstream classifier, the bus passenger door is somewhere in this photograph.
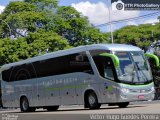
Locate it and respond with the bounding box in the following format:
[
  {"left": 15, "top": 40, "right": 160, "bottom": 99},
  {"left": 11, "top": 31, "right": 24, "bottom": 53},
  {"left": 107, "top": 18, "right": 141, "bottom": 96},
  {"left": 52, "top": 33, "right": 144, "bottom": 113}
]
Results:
[{"left": 93, "top": 56, "right": 118, "bottom": 103}]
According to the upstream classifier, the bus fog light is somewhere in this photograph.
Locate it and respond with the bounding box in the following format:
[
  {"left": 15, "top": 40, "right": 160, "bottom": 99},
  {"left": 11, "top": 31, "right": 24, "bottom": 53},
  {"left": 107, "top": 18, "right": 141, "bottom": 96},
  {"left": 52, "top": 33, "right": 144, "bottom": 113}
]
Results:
[{"left": 121, "top": 88, "right": 129, "bottom": 93}]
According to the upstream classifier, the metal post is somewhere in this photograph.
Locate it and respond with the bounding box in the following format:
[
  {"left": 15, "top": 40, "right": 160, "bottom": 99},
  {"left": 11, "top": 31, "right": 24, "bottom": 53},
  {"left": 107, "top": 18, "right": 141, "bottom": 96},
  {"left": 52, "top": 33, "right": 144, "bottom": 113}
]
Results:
[
  {"left": 0, "top": 19, "right": 12, "bottom": 38},
  {"left": 151, "top": 23, "right": 155, "bottom": 42},
  {"left": 107, "top": 0, "right": 114, "bottom": 44}
]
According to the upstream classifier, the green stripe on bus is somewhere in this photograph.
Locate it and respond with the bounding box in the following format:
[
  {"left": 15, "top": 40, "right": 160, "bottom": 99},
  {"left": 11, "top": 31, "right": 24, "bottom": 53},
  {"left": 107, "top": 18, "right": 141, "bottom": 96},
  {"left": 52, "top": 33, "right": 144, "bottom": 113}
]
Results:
[
  {"left": 46, "top": 84, "right": 88, "bottom": 91},
  {"left": 100, "top": 53, "right": 120, "bottom": 68}
]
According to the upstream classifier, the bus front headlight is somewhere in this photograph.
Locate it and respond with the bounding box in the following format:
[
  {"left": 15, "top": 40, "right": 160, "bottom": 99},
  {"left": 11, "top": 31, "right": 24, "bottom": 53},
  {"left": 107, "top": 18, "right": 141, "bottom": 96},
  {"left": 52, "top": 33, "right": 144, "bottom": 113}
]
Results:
[{"left": 121, "top": 88, "right": 130, "bottom": 93}]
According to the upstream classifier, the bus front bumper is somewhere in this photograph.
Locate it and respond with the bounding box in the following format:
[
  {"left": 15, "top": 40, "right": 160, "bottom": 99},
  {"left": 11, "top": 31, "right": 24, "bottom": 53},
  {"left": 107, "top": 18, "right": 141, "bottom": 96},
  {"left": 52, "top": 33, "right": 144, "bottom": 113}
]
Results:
[{"left": 117, "top": 90, "right": 155, "bottom": 102}]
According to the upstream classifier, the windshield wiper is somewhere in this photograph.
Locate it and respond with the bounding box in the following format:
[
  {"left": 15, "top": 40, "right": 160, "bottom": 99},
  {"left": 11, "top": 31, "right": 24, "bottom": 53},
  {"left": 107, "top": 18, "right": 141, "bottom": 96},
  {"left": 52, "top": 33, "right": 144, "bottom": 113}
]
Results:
[
  {"left": 135, "top": 62, "right": 140, "bottom": 70},
  {"left": 134, "top": 62, "right": 149, "bottom": 82}
]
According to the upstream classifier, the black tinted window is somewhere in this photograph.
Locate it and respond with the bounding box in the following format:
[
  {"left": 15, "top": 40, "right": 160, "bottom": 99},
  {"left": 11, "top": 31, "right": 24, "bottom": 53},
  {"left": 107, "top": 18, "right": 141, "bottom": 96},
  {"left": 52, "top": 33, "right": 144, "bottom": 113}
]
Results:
[{"left": 2, "top": 52, "right": 93, "bottom": 82}]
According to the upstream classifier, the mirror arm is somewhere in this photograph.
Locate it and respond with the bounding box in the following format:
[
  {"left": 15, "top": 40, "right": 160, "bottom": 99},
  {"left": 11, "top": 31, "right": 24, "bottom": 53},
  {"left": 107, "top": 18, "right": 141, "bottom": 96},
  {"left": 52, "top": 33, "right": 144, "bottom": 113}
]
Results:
[
  {"left": 100, "top": 53, "right": 120, "bottom": 68},
  {"left": 145, "top": 53, "right": 159, "bottom": 67}
]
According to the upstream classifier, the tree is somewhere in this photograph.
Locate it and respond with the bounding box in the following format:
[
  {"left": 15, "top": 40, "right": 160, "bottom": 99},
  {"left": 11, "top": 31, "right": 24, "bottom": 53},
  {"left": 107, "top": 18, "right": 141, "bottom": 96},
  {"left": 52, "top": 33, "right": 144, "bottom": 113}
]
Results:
[
  {"left": 0, "top": 29, "right": 70, "bottom": 65},
  {"left": 0, "top": 38, "right": 29, "bottom": 65},
  {"left": 0, "top": 2, "right": 35, "bottom": 37},
  {"left": 25, "top": 29, "right": 70, "bottom": 57},
  {"left": 0, "top": 1, "right": 70, "bottom": 65},
  {"left": 52, "top": 6, "right": 108, "bottom": 46},
  {"left": 113, "top": 23, "right": 160, "bottom": 48},
  {"left": 0, "top": 1, "right": 48, "bottom": 38},
  {"left": 0, "top": 0, "right": 110, "bottom": 65},
  {"left": 24, "top": 0, "right": 58, "bottom": 11}
]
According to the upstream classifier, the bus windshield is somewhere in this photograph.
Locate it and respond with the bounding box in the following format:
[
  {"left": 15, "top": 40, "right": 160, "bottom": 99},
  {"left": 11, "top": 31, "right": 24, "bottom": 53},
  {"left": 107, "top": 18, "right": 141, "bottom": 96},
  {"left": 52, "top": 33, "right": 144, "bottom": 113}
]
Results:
[{"left": 115, "top": 51, "right": 152, "bottom": 84}]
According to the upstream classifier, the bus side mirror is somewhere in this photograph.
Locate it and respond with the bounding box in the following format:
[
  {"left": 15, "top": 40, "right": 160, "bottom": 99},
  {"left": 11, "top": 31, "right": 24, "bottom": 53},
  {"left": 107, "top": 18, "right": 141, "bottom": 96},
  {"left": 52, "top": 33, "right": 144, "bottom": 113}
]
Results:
[
  {"left": 100, "top": 53, "right": 120, "bottom": 68},
  {"left": 145, "top": 53, "right": 159, "bottom": 67}
]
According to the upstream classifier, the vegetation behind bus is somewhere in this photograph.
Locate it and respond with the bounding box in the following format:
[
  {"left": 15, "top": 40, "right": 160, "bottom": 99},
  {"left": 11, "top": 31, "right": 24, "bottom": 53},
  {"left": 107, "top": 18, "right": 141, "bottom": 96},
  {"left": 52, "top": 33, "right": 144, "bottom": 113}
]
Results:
[
  {"left": 0, "top": 0, "right": 109, "bottom": 66},
  {"left": 1, "top": 0, "right": 160, "bottom": 66},
  {"left": 146, "top": 42, "right": 160, "bottom": 100}
]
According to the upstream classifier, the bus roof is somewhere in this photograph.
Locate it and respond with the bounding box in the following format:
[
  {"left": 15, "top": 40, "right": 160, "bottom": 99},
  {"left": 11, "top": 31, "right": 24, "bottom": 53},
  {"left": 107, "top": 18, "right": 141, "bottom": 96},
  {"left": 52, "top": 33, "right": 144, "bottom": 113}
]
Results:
[
  {"left": 88, "top": 44, "right": 141, "bottom": 51},
  {"left": 1, "top": 44, "right": 142, "bottom": 70}
]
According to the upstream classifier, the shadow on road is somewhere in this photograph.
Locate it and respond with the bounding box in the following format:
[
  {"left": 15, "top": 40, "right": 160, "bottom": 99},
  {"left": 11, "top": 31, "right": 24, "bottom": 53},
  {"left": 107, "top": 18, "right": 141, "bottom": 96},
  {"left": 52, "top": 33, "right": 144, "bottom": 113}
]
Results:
[{"left": 7, "top": 105, "right": 146, "bottom": 114}]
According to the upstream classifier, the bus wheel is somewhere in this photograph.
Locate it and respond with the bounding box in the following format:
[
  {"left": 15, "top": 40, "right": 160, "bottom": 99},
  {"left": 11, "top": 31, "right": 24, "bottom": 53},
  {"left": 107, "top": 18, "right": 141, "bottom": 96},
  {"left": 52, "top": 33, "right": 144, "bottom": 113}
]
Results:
[
  {"left": 86, "top": 92, "right": 101, "bottom": 109},
  {"left": 47, "top": 106, "right": 59, "bottom": 111},
  {"left": 117, "top": 102, "right": 129, "bottom": 108},
  {"left": 20, "top": 97, "right": 30, "bottom": 112}
]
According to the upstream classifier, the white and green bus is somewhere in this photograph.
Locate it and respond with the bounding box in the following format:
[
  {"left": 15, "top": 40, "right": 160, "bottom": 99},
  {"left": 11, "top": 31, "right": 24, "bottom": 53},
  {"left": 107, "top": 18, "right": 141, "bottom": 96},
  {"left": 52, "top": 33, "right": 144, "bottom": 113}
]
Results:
[{"left": 0, "top": 44, "right": 158, "bottom": 112}]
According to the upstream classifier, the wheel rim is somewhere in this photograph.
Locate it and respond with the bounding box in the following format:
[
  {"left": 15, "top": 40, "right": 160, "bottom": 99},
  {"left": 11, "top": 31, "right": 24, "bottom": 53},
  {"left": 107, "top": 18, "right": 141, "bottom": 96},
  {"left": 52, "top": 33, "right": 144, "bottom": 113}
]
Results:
[
  {"left": 88, "top": 94, "right": 95, "bottom": 105},
  {"left": 22, "top": 99, "right": 28, "bottom": 111}
]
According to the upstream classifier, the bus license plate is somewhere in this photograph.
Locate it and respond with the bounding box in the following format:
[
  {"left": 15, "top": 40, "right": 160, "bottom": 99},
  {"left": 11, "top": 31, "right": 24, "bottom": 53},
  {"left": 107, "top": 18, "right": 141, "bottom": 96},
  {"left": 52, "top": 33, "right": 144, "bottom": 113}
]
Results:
[{"left": 138, "top": 95, "right": 144, "bottom": 99}]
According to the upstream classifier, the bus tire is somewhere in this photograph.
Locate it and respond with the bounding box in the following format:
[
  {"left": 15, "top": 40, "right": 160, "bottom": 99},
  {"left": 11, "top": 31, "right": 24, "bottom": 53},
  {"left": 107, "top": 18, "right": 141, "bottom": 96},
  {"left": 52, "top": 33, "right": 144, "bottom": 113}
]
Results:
[
  {"left": 20, "top": 97, "right": 30, "bottom": 112},
  {"left": 117, "top": 102, "right": 129, "bottom": 108},
  {"left": 47, "top": 106, "right": 59, "bottom": 111},
  {"left": 86, "top": 91, "right": 101, "bottom": 109}
]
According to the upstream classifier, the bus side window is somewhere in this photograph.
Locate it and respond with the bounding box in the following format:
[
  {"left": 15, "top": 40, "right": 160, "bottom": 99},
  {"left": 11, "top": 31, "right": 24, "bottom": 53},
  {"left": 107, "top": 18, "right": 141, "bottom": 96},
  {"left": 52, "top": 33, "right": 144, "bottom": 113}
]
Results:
[
  {"left": 2, "top": 67, "right": 13, "bottom": 82},
  {"left": 70, "top": 52, "right": 94, "bottom": 75},
  {"left": 32, "top": 52, "right": 94, "bottom": 78},
  {"left": 104, "top": 60, "right": 114, "bottom": 80},
  {"left": 2, "top": 63, "right": 37, "bottom": 82}
]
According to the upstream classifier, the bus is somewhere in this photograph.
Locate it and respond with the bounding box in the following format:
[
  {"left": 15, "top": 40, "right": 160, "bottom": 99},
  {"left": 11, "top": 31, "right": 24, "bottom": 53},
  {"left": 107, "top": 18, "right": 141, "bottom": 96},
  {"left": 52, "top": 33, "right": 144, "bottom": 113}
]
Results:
[{"left": 0, "top": 44, "right": 158, "bottom": 112}]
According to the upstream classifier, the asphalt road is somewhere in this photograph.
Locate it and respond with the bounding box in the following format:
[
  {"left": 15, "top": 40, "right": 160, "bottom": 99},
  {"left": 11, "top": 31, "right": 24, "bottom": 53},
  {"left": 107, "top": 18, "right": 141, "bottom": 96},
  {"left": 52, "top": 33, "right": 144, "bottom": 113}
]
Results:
[{"left": 0, "top": 101, "right": 160, "bottom": 120}]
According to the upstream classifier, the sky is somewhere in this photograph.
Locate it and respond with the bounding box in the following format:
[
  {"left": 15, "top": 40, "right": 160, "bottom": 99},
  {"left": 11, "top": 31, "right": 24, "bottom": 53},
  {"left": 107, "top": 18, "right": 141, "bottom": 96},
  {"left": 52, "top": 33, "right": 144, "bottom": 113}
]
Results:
[{"left": 0, "top": 0, "right": 160, "bottom": 32}]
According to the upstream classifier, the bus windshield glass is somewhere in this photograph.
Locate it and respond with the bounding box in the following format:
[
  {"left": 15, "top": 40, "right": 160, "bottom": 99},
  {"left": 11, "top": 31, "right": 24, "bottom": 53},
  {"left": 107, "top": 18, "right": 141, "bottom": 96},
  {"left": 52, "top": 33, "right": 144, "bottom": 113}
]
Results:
[
  {"left": 131, "top": 52, "right": 148, "bottom": 70},
  {"left": 115, "top": 51, "right": 152, "bottom": 84}
]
